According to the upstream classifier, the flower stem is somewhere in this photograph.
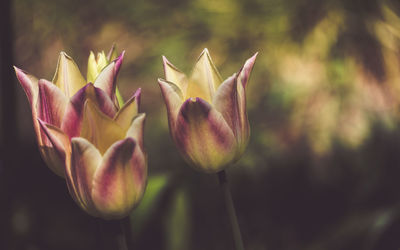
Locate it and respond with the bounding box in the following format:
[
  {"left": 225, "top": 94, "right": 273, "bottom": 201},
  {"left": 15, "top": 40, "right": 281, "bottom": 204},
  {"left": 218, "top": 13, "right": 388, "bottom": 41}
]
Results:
[
  {"left": 97, "top": 217, "right": 131, "bottom": 250},
  {"left": 218, "top": 170, "right": 245, "bottom": 250}
]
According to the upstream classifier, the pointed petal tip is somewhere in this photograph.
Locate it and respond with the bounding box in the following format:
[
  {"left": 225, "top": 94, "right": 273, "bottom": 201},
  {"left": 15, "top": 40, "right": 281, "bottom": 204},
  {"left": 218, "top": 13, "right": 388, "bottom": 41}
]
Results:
[
  {"left": 13, "top": 65, "right": 20, "bottom": 72},
  {"left": 202, "top": 48, "right": 210, "bottom": 54},
  {"left": 116, "top": 51, "right": 125, "bottom": 61},
  {"left": 161, "top": 56, "right": 173, "bottom": 70},
  {"left": 60, "top": 51, "right": 70, "bottom": 58},
  {"left": 249, "top": 51, "right": 259, "bottom": 62},
  {"left": 134, "top": 87, "right": 141, "bottom": 96},
  {"left": 162, "top": 55, "right": 171, "bottom": 65},
  {"left": 37, "top": 117, "right": 47, "bottom": 129},
  {"left": 157, "top": 77, "right": 167, "bottom": 84},
  {"left": 134, "top": 88, "right": 141, "bottom": 105},
  {"left": 13, "top": 66, "right": 25, "bottom": 77}
]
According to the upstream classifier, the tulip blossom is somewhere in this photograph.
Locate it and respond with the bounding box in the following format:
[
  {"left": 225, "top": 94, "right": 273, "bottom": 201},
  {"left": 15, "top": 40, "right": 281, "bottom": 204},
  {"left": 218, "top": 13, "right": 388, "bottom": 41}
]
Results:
[
  {"left": 39, "top": 89, "right": 147, "bottom": 219},
  {"left": 158, "top": 49, "right": 257, "bottom": 173},
  {"left": 14, "top": 49, "right": 123, "bottom": 177},
  {"left": 15, "top": 48, "right": 147, "bottom": 219}
]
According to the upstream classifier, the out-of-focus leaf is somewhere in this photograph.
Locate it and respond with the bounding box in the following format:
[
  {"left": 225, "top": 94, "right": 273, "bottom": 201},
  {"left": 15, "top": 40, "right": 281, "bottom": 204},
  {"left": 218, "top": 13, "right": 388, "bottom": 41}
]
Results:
[
  {"left": 166, "top": 188, "right": 190, "bottom": 250},
  {"left": 130, "top": 175, "right": 169, "bottom": 234}
]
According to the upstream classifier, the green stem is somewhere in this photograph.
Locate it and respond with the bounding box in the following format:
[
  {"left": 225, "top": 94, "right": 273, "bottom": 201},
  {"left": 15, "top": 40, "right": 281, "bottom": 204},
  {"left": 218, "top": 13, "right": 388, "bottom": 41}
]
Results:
[{"left": 218, "top": 170, "right": 245, "bottom": 250}]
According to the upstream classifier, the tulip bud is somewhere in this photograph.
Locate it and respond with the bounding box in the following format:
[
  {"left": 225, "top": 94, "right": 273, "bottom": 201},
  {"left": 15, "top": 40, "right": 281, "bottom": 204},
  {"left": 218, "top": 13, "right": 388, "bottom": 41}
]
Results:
[{"left": 158, "top": 49, "right": 257, "bottom": 173}]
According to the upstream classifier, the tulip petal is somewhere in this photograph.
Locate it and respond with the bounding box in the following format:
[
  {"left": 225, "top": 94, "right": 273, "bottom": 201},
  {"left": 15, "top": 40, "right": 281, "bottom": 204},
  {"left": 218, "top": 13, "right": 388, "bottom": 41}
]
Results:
[
  {"left": 107, "top": 43, "right": 118, "bottom": 62},
  {"left": 37, "top": 119, "right": 70, "bottom": 177},
  {"left": 92, "top": 137, "right": 147, "bottom": 219},
  {"left": 158, "top": 78, "right": 184, "bottom": 132},
  {"left": 96, "top": 51, "right": 108, "bottom": 72},
  {"left": 187, "top": 48, "right": 223, "bottom": 102},
  {"left": 114, "top": 88, "right": 141, "bottom": 130},
  {"left": 213, "top": 53, "right": 257, "bottom": 157},
  {"left": 14, "top": 67, "right": 41, "bottom": 142},
  {"left": 14, "top": 66, "right": 39, "bottom": 110},
  {"left": 175, "top": 97, "right": 236, "bottom": 173},
  {"left": 237, "top": 52, "right": 258, "bottom": 88},
  {"left": 39, "top": 120, "right": 88, "bottom": 204},
  {"left": 37, "top": 79, "right": 68, "bottom": 127},
  {"left": 162, "top": 56, "right": 188, "bottom": 94},
  {"left": 81, "top": 100, "right": 125, "bottom": 154},
  {"left": 213, "top": 75, "right": 250, "bottom": 158},
  {"left": 126, "top": 113, "right": 146, "bottom": 150},
  {"left": 87, "top": 51, "right": 98, "bottom": 83},
  {"left": 38, "top": 119, "right": 70, "bottom": 158},
  {"left": 69, "top": 137, "right": 102, "bottom": 215},
  {"left": 94, "top": 51, "right": 124, "bottom": 102},
  {"left": 61, "top": 83, "right": 117, "bottom": 138},
  {"left": 52, "top": 52, "right": 86, "bottom": 98}
]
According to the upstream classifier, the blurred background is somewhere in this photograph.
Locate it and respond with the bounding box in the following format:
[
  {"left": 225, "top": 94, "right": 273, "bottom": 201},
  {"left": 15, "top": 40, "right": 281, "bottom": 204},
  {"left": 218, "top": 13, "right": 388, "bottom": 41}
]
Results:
[{"left": 2, "top": 0, "right": 400, "bottom": 249}]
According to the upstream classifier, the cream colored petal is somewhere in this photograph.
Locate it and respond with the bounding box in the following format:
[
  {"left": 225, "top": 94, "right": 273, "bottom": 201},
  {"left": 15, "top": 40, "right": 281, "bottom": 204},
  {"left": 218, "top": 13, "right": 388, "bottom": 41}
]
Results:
[
  {"left": 162, "top": 56, "right": 188, "bottom": 94},
  {"left": 52, "top": 52, "right": 86, "bottom": 98},
  {"left": 114, "top": 88, "right": 141, "bottom": 130},
  {"left": 87, "top": 51, "right": 97, "bottom": 83},
  {"left": 80, "top": 100, "right": 125, "bottom": 154},
  {"left": 187, "top": 48, "right": 223, "bottom": 102},
  {"left": 125, "top": 113, "right": 146, "bottom": 150}
]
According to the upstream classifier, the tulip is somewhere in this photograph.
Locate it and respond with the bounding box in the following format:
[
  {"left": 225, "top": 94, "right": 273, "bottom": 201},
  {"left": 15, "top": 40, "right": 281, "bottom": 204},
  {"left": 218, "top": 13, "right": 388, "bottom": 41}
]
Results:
[
  {"left": 38, "top": 88, "right": 147, "bottom": 219},
  {"left": 158, "top": 49, "right": 257, "bottom": 173},
  {"left": 14, "top": 48, "right": 124, "bottom": 177}
]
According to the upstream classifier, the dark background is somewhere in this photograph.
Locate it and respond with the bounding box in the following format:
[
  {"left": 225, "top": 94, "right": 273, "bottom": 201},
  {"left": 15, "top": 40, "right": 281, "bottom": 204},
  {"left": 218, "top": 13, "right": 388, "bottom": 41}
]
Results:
[{"left": 2, "top": 0, "right": 400, "bottom": 249}]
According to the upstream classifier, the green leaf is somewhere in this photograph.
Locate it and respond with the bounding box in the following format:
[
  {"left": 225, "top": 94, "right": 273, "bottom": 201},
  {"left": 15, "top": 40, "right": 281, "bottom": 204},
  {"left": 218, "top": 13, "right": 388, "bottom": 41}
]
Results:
[
  {"left": 166, "top": 188, "right": 190, "bottom": 250},
  {"left": 130, "top": 175, "right": 169, "bottom": 234}
]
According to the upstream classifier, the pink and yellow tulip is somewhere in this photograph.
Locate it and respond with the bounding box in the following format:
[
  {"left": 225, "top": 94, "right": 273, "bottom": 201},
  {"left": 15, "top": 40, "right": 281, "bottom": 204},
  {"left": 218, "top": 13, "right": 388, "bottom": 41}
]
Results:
[
  {"left": 15, "top": 49, "right": 147, "bottom": 219},
  {"left": 158, "top": 49, "right": 257, "bottom": 173},
  {"left": 14, "top": 49, "right": 123, "bottom": 176}
]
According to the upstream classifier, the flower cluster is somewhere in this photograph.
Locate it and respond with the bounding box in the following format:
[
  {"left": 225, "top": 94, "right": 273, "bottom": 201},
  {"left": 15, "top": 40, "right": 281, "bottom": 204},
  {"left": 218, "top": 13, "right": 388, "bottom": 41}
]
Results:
[{"left": 15, "top": 47, "right": 257, "bottom": 219}]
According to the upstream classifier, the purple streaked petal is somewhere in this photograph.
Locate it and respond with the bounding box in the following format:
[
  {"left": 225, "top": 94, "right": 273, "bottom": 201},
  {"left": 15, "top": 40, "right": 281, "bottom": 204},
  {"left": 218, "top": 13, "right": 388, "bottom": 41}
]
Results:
[
  {"left": 37, "top": 119, "right": 70, "bottom": 177},
  {"left": 69, "top": 137, "right": 102, "bottom": 216},
  {"left": 61, "top": 83, "right": 117, "bottom": 138},
  {"left": 213, "top": 74, "right": 250, "bottom": 157},
  {"left": 94, "top": 51, "right": 125, "bottom": 103},
  {"left": 158, "top": 78, "right": 184, "bottom": 134},
  {"left": 14, "top": 67, "right": 45, "bottom": 146},
  {"left": 37, "top": 79, "right": 68, "bottom": 127},
  {"left": 174, "top": 97, "right": 236, "bottom": 173},
  {"left": 237, "top": 52, "right": 258, "bottom": 88},
  {"left": 14, "top": 66, "right": 39, "bottom": 110},
  {"left": 92, "top": 137, "right": 147, "bottom": 219}
]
